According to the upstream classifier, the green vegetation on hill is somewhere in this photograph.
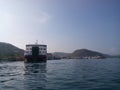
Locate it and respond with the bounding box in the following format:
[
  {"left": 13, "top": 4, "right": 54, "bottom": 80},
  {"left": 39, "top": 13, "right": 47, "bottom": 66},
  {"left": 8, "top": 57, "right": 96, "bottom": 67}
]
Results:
[{"left": 0, "top": 42, "right": 24, "bottom": 60}]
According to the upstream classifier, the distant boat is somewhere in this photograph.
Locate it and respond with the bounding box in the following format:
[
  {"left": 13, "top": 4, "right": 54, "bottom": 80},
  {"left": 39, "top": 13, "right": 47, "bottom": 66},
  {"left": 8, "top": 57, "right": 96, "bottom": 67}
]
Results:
[{"left": 24, "top": 42, "right": 47, "bottom": 63}]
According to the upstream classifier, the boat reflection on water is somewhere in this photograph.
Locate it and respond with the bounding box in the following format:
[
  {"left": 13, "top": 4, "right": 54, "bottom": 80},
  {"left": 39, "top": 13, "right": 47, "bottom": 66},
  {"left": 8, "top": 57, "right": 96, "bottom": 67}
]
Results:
[
  {"left": 23, "top": 63, "right": 47, "bottom": 90},
  {"left": 24, "top": 63, "right": 47, "bottom": 74}
]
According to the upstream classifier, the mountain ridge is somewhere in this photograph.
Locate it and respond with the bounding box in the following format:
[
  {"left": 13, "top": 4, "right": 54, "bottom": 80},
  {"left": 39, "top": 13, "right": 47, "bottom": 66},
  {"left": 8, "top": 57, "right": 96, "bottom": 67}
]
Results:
[{"left": 0, "top": 42, "right": 119, "bottom": 60}]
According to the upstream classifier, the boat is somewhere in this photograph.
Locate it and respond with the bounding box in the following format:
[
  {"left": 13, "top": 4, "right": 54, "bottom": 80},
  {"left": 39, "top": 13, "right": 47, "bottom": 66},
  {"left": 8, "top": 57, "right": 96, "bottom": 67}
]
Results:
[{"left": 24, "top": 42, "right": 47, "bottom": 63}]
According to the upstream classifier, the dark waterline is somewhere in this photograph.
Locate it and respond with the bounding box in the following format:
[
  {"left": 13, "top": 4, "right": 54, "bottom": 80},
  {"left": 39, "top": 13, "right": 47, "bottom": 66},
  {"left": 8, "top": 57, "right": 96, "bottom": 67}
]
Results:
[{"left": 0, "top": 58, "right": 120, "bottom": 90}]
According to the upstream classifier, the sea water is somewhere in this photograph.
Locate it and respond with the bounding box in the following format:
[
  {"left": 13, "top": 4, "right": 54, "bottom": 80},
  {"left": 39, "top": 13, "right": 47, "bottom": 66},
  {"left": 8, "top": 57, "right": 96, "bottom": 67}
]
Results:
[{"left": 0, "top": 58, "right": 120, "bottom": 90}]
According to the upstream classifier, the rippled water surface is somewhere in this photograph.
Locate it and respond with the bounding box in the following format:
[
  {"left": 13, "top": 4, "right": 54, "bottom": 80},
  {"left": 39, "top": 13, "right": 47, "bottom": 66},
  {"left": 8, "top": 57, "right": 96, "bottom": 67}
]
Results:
[{"left": 0, "top": 59, "right": 120, "bottom": 90}]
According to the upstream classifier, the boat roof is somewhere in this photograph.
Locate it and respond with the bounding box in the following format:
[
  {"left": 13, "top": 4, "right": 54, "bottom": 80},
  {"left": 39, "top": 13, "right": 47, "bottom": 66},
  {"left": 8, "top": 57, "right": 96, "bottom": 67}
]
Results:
[{"left": 26, "top": 44, "right": 47, "bottom": 47}]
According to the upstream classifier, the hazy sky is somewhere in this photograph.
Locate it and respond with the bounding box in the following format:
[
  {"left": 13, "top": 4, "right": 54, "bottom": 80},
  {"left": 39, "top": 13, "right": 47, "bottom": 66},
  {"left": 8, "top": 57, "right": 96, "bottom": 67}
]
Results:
[{"left": 0, "top": 0, "right": 120, "bottom": 55}]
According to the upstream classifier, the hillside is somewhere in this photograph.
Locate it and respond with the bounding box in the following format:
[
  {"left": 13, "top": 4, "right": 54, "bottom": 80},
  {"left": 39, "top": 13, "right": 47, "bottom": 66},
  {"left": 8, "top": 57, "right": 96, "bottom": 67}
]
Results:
[
  {"left": 47, "top": 49, "right": 107, "bottom": 60},
  {"left": 0, "top": 42, "right": 24, "bottom": 60},
  {"left": 52, "top": 52, "right": 69, "bottom": 59},
  {"left": 70, "top": 49, "right": 106, "bottom": 59}
]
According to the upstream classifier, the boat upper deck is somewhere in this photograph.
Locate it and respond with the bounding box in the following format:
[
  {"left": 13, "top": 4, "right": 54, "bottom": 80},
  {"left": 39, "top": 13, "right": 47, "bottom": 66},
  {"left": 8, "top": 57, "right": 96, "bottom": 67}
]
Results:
[{"left": 26, "top": 44, "right": 47, "bottom": 47}]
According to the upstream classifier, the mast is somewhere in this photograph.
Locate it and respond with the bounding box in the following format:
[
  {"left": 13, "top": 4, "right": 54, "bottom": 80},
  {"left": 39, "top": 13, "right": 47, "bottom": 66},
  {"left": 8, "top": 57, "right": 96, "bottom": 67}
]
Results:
[{"left": 35, "top": 40, "right": 38, "bottom": 44}]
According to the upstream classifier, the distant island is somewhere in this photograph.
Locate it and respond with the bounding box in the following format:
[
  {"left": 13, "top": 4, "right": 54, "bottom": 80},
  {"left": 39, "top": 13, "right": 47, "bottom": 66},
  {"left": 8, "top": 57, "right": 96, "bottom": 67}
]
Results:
[
  {"left": 69, "top": 49, "right": 106, "bottom": 59},
  {"left": 0, "top": 42, "right": 119, "bottom": 61}
]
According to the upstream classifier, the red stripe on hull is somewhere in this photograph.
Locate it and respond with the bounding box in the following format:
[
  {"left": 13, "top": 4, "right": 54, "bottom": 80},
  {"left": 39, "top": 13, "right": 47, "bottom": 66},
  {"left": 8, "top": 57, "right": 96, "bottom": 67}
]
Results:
[{"left": 24, "top": 55, "right": 47, "bottom": 63}]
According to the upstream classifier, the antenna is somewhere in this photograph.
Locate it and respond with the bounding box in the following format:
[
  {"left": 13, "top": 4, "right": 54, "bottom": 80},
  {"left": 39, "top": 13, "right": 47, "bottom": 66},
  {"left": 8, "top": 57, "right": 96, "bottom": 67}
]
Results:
[{"left": 42, "top": 40, "right": 44, "bottom": 44}]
